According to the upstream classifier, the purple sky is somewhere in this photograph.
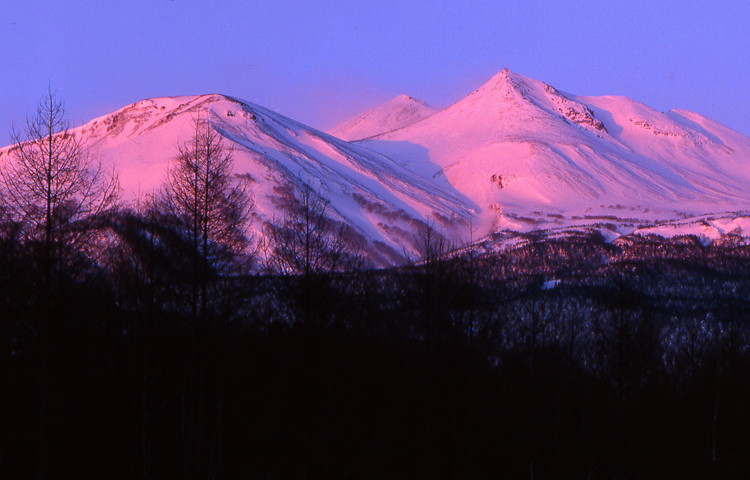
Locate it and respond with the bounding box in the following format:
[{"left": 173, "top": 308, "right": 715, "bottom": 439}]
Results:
[{"left": 2, "top": 1, "right": 749, "bottom": 147}]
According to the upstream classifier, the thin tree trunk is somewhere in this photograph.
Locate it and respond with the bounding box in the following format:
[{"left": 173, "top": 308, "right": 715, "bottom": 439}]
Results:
[{"left": 36, "top": 348, "right": 48, "bottom": 480}]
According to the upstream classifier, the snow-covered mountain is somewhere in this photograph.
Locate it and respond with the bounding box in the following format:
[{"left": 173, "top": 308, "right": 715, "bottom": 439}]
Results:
[
  {"left": 357, "top": 69, "right": 750, "bottom": 243},
  {"left": 328, "top": 94, "right": 437, "bottom": 141},
  {"left": 3, "top": 69, "right": 750, "bottom": 263},
  {"left": 55, "top": 94, "right": 471, "bottom": 265}
]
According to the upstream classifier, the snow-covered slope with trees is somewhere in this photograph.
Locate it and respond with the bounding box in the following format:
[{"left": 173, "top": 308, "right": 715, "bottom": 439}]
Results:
[
  {"left": 3, "top": 69, "right": 750, "bottom": 263},
  {"left": 56, "top": 94, "right": 472, "bottom": 264}
]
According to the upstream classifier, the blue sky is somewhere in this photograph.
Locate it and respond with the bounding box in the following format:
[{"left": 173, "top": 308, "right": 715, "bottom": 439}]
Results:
[{"left": 2, "top": 0, "right": 749, "bottom": 147}]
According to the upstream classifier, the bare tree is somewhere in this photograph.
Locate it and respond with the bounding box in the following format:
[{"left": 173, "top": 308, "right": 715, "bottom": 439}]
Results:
[
  {"left": 261, "top": 182, "right": 370, "bottom": 476},
  {"left": 161, "top": 117, "right": 252, "bottom": 480},
  {"left": 0, "top": 86, "right": 119, "bottom": 292},
  {"left": 0, "top": 86, "right": 119, "bottom": 480},
  {"left": 410, "top": 220, "right": 450, "bottom": 346},
  {"left": 264, "top": 185, "right": 358, "bottom": 272},
  {"left": 162, "top": 117, "right": 252, "bottom": 326},
  {"left": 262, "top": 182, "right": 369, "bottom": 331}
]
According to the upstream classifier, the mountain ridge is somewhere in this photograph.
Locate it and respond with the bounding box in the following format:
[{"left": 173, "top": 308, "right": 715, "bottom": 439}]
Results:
[
  {"left": 356, "top": 69, "right": 750, "bottom": 240},
  {"left": 2, "top": 69, "right": 750, "bottom": 263},
  {"left": 46, "top": 92, "right": 473, "bottom": 265}
]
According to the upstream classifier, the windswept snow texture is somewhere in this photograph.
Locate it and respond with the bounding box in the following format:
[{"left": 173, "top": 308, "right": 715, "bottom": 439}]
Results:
[
  {"left": 357, "top": 69, "right": 750, "bottom": 240},
  {"left": 328, "top": 94, "right": 437, "bottom": 141},
  {"left": 3, "top": 69, "right": 750, "bottom": 264}
]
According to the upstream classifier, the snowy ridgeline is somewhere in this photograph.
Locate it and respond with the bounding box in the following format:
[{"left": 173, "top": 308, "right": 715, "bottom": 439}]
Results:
[{"left": 3, "top": 69, "right": 750, "bottom": 263}]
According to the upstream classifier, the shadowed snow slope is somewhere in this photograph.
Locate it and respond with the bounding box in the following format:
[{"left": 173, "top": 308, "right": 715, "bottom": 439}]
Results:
[{"left": 357, "top": 69, "right": 750, "bottom": 239}]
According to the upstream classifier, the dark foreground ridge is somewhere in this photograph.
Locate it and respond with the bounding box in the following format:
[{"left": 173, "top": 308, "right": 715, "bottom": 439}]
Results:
[{"left": 2, "top": 224, "right": 750, "bottom": 479}]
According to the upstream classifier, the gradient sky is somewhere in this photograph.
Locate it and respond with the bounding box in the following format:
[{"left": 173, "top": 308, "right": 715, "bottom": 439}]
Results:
[{"left": 2, "top": 0, "right": 749, "bottom": 148}]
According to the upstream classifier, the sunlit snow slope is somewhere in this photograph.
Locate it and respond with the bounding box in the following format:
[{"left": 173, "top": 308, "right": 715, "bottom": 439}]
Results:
[
  {"left": 3, "top": 69, "right": 750, "bottom": 262},
  {"left": 0, "top": 94, "right": 472, "bottom": 265},
  {"left": 357, "top": 69, "right": 750, "bottom": 240}
]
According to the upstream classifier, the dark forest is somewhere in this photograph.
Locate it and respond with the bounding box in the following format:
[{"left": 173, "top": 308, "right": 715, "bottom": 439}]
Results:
[{"left": 1, "top": 92, "right": 749, "bottom": 479}]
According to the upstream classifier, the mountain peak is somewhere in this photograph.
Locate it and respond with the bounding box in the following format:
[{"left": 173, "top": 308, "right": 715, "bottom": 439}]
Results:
[
  {"left": 481, "top": 68, "right": 531, "bottom": 92},
  {"left": 357, "top": 69, "right": 750, "bottom": 240},
  {"left": 456, "top": 68, "right": 543, "bottom": 110},
  {"left": 328, "top": 94, "right": 436, "bottom": 141},
  {"left": 386, "top": 94, "right": 431, "bottom": 108},
  {"left": 4, "top": 70, "right": 749, "bottom": 264},
  {"left": 492, "top": 67, "right": 513, "bottom": 81}
]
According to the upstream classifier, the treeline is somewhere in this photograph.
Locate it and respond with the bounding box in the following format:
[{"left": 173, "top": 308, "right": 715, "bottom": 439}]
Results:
[
  {"left": 4, "top": 221, "right": 750, "bottom": 478},
  {"left": 1, "top": 91, "right": 750, "bottom": 479}
]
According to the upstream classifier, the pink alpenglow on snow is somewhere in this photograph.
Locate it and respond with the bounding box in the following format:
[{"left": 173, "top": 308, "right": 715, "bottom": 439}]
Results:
[
  {"left": 3, "top": 70, "right": 750, "bottom": 263},
  {"left": 328, "top": 94, "right": 437, "bottom": 141}
]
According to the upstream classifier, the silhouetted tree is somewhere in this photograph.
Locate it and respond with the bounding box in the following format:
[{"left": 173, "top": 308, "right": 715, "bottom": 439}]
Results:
[
  {"left": 161, "top": 117, "right": 252, "bottom": 480},
  {"left": 162, "top": 117, "right": 252, "bottom": 327},
  {"left": 107, "top": 199, "right": 175, "bottom": 480},
  {"left": 260, "top": 182, "right": 371, "bottom": 477},
  {"left": 262, "top": 183, "right": 367, "bottom": 331},
  {"left": 0, "top": 87, "right": 119, "bottom": 297},
  {"left": 408, "top": 220, "right": 450, "bottom": 347},
  {"left": 595, "top": 275, "right": 656, "bottom": 399},
  {"left": 0, "top": 210, "right": 25, "bottom": 350},
  {"left": 0, "top": 87, "right": 119, "bottom": 480}
]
